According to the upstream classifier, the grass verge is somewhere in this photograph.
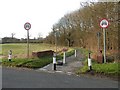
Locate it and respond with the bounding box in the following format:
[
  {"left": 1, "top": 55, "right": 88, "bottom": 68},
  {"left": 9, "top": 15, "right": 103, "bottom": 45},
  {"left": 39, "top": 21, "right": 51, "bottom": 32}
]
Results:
[
  {"left": 1, "top": 56, "right": 52, "bottom": 69},
  {"left": 76, "top": 48, "right": 120, "bottom": 77},
  {"left": 1, "top": 48, "right": 74, "bottom": 69},
  {"left": 76, "top": 62, "right": 120, "bottom": 76}
]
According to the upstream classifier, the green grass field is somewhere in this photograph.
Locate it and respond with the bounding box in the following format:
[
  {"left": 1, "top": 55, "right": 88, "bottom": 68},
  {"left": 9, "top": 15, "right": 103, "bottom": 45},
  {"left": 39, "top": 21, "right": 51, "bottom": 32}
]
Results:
[
  {"left": 1, "top": 43, "right": 75, "bottom": 69},
  {"left": 1, "top": 43, "right": 71, "bottom": 58}
]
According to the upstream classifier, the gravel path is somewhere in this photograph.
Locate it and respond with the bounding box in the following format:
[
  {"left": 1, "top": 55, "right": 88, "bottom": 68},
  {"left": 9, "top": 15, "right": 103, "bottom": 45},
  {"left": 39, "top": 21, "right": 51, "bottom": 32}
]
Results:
[{"left": 37, "top": 50, "right": 85, "bottom": 75}]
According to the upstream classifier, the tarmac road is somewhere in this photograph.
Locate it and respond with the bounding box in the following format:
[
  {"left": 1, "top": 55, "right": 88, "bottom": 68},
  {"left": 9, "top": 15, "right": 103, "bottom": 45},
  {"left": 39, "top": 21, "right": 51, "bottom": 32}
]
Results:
[
  {"left": 0, "top": 66, "right": 2, "bottom": 90},
  {"left": 2, "top": 67, "right": 118, "bottom": 88}
]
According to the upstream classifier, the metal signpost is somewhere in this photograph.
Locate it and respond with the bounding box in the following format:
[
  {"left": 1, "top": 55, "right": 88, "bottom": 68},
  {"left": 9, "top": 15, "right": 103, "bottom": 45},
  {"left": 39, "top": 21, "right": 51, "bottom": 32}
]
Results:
[
  {"left": 55, "top": 32, "right": 57, "bottom": 54},
  {"left": 24, "top": 22, "right": 31, "bottom": 58},
  {"left": 55, "top": 29, "right": 60, "bottom": 54},
  {"left": 97, "top": 32, "right": 101, "bottom": 50},
  {"left": 99, "top": 18, "right": 109, "bottom": 63}
]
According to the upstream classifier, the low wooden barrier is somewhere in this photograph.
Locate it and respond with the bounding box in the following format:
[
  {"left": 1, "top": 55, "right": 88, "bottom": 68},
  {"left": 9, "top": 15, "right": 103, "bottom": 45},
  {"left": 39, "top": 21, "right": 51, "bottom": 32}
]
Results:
[{"left": 32, "top": 50, "right": 54, "bottom": 58}]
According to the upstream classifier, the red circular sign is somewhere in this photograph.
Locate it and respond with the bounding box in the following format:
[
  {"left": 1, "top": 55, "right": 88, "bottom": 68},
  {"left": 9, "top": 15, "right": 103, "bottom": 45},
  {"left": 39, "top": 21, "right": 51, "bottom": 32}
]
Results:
[
  {"left": 99, "top": 18, "right": 109, "bottom": 28},
  {"left": 24, "top": 22, "right": 31, "bottom": 30}
]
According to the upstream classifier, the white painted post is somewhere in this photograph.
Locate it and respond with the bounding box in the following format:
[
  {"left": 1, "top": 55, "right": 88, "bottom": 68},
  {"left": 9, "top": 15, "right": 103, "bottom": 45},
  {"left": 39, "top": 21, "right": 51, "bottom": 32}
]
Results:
[
  {"left": 63, "top": 52, "right": 66, "bottom": 64},
  {"left": 53, "top": 53, "right": 56, "bottom": 70},
  {"left": 75, "top": 49, "right": 77, "bottom": 57},
  {"left": 8, "top": 54, "right": 12, "bottom": 61},
  {"left": 8, "top": 50, "right": 12, "bottom": 61},
  {"left": 88, "top": 53, "right": 92, "bottom": 70}
]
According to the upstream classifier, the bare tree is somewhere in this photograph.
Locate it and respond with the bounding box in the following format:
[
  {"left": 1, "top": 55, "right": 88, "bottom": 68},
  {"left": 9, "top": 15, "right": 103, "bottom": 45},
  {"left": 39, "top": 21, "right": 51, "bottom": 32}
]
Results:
[
  {"left": 45, "top": 2, "right": 118, "bottom": 52},
  {"left": 11, "top": 33, "right": 15, "bottom": 39}
]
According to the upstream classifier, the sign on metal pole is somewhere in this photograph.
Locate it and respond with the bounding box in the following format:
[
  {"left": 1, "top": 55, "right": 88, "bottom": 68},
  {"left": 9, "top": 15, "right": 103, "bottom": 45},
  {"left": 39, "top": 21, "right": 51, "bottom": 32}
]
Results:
[
  {"left": 99, "top": 18, "right": 109, "bottom": 63},
  {"left": 100, "top": 18, "right": 109, "bottom": 28},
  {"left": 97, "top": 32, "right": 101, "bottom": 50},
  {"left": 24, "top": 22, "right": 31, "bottom": 30},
  {"left": 24, "top": 22, "right": 31, "bottom": 58}
]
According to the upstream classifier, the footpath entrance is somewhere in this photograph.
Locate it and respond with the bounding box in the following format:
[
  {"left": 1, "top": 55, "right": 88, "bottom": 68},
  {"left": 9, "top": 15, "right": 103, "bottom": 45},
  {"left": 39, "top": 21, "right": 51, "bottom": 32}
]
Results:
[{"left": 37, "top": 50, "right": 84, "bottom": 75}]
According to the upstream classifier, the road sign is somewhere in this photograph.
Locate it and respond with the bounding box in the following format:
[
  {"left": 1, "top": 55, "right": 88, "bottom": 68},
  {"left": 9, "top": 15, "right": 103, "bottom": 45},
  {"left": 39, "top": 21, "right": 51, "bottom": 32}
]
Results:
[
  {"left": 24, "top": 22, "right": 31, "bottom": 30},
  {"left": 100, "top": 18, "right": 109, "bottom": 28},
  {"left": 99, "top": 18, "right": 109, "bottom": 63},
  {"left": 24, "top": 22, "right": 31, "bottom": 58}
]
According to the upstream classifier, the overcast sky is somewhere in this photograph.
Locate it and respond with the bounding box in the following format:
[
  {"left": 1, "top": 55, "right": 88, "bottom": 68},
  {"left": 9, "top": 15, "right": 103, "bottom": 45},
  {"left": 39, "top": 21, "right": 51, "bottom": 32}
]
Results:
[{"left": 0, "top": 0, "right": 98, "bottom": 39}]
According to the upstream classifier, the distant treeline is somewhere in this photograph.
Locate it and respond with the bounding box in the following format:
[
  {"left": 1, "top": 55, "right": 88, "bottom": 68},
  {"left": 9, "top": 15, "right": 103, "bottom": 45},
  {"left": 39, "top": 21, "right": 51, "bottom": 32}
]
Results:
[{"left": 1, "top": 37, "right": 43, "bottom": 44}]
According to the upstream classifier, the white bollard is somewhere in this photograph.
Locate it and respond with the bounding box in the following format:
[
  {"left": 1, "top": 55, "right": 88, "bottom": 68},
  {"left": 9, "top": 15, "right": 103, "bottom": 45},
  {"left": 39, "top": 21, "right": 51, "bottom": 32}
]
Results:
[
  {"left": 88, "top": 53, "right": 92, "bottom": 70},
  {"left": 53, "top": 53, "right": 56, "bottom": 70},
  {"left": 8, "top": 54, "right": 12, "bottom": 61},
  {"left": 8, "top": 50, "right": 12, "bottom": 61},
  {"left": 75, "top": 49, "right": 77, "bottom": 57},
  {"left": 63, "top": 52, "right": 66, "bottom": 64}
]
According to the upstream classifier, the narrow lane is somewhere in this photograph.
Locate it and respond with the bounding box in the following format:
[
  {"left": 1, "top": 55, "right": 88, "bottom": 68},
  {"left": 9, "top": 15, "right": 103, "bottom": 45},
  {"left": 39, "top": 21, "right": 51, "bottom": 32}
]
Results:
[{"left": 2, "top": 67, "right": 118, "bottom": 88}]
